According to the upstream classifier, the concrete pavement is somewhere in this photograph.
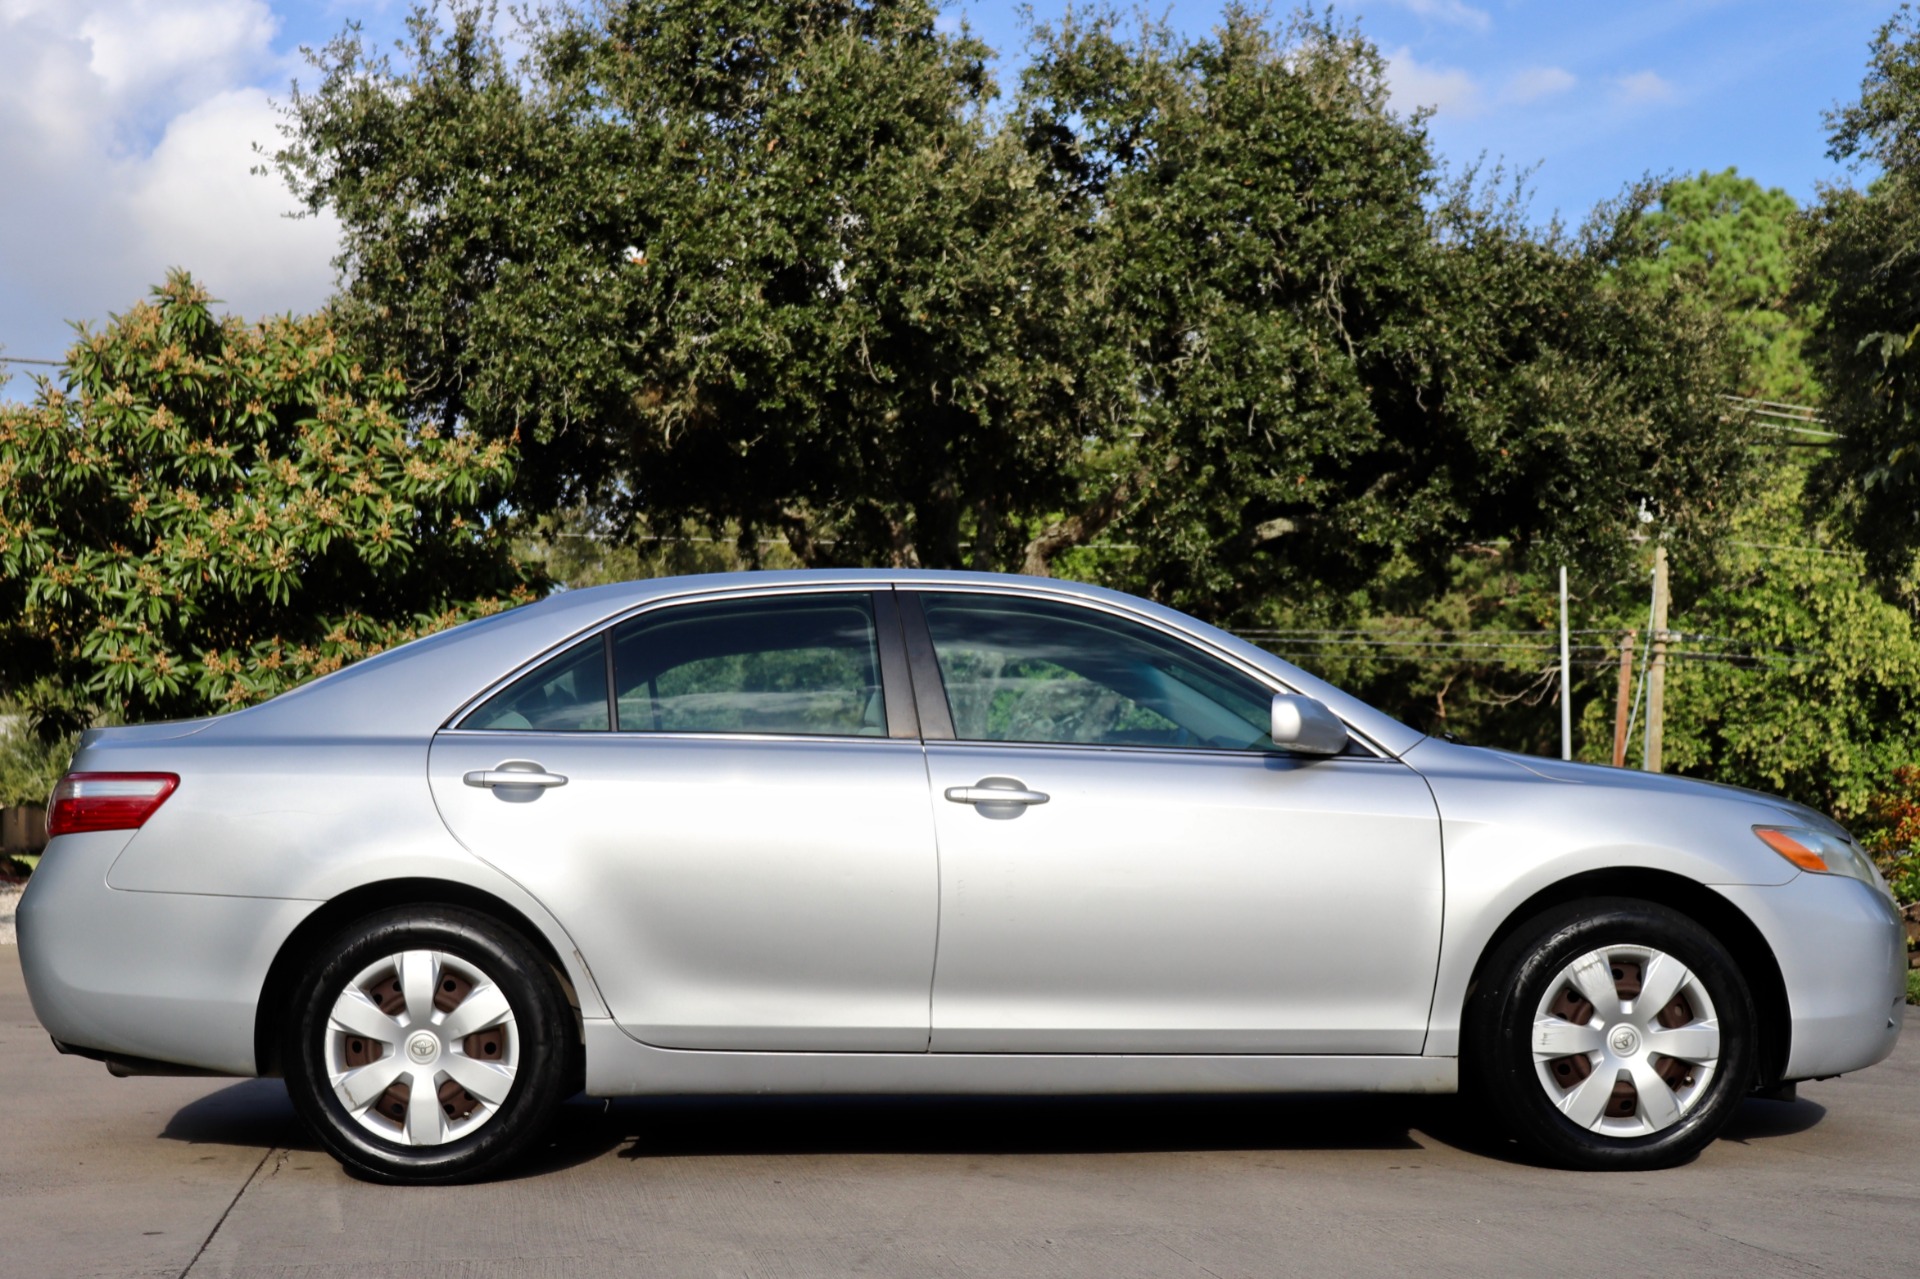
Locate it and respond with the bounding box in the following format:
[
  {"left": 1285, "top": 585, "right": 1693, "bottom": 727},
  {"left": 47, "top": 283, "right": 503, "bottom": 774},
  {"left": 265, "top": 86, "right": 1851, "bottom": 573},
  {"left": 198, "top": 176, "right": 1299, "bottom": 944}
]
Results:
[{"left": 2, "top": 944, "right": 1915, "bottom": 1278}]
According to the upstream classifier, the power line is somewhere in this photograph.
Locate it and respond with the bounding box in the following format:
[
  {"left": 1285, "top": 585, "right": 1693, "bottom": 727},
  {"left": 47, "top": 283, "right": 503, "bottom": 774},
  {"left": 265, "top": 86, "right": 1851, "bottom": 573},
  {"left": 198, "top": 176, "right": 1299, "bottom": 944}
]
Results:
[
  {"left": 0, "top": 356, "right": 60, "bottom": 366},
  {"left": 1750, "top": 422, "right": 1843, "bottom": 440},
  {"left": 1722, "top": 394, "right": 1828, "bottom": 424},
  {"left": 1250, "top": 651, "right": 1807, "bottom": 668},
  {"left": 1239, "top": 627, "right": 1677, "bottom": 639},
  {"left": 1722, "top": 394, "right": 1842, "bottom": 445},
  {"left": 1728, "top": 540, "right": 1857, "bottom": 557},
  {"left": 1242, "top": 638, "right": 1571, "bottom": 652}
]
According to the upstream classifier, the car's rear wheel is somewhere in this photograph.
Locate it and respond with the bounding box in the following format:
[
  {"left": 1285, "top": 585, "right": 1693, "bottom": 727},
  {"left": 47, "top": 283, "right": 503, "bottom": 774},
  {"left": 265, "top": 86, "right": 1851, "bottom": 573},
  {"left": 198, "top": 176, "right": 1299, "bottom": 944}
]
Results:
[
  {"left": 1468, "top": 897, "right": 1755, "bottom": 1170},
  {"left": 283, "top": 905, "right": 574, "bottom": 1183}
]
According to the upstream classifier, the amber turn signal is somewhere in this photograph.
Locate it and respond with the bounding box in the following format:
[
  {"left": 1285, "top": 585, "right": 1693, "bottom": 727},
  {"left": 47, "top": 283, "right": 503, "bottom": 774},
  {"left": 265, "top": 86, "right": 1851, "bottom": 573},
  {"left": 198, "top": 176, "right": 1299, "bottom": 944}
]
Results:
[{"left": 1752, "top": 826, "right": 1830, "bottom": 873}]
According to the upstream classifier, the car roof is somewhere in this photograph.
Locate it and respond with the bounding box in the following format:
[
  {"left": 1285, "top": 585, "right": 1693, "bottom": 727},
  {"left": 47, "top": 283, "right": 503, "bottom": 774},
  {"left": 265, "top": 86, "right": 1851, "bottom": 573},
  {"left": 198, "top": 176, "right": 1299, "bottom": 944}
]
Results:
[{"left": 195, "top": 570, "right": 1423, "bottom": 754}]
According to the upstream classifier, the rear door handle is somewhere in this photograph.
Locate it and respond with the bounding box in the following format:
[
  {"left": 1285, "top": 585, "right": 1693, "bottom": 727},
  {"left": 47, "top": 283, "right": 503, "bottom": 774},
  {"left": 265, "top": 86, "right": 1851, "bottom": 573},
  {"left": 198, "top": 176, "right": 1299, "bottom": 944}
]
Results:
[
  {"left": 945, "top": 780, "right": 1049, "bottom": 807},
  {"left": 464, "top": 765, "right": 569, "bottom": 790}
]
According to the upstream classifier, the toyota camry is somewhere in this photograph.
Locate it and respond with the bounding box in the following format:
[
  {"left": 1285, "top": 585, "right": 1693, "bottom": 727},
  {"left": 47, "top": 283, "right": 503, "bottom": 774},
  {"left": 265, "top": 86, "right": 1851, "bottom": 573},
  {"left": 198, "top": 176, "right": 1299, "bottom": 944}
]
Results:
[{"left": 17, "top": 571, "right": 1908, "bottom": 1182}]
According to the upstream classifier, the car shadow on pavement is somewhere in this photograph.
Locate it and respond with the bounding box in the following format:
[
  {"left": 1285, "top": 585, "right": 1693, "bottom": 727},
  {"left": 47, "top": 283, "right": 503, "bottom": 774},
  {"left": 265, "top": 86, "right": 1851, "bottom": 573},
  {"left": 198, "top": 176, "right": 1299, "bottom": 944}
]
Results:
[
  {"left": 155, "top": 1081, "right": 1832, "bottom": 1180},
  {"left": 588, "top": 1092, "right": 1432, "bottom": 1165},
  {"left": 160, "top": 1078, "right": 310, "bottom": 1151},
  {"left": 1410, "top": 1093, "right": 1828, "bottom": 1167},
  {"left": 1718, "top": 1096, "right": 1829, "bottom": 1142}
]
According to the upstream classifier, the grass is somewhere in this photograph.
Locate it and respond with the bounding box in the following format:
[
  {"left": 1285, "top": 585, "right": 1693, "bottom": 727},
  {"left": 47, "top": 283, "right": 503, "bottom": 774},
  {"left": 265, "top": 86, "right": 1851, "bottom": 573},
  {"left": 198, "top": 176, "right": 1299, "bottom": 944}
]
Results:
[{"left": 1909, "top": 967, "right": 1920, "bottom": 1006}]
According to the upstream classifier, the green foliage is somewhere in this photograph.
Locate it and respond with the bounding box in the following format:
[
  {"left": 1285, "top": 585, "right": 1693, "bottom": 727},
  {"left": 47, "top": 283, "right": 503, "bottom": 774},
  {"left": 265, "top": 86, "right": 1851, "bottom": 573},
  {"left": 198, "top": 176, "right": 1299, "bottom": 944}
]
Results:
[
  {"left": 517, "top": 509, "right": 799, "bottom": 592},
  {"left": 0, "top": 711, "right": 71, "bottom": 808},
  {"left": 1637, "top": 169, "right": 1813, "bottom": 401},
  {"left": 1857, "top": 765, "right": 1920, "bottom": 902},
  {"left": 0, "top": 272, "right": 537, "bottom": 721},
  {"left": 1233, "top": 543, "right": 1583, "bottom": 752},
  {"left": 279, "top": 2, "right": 1750, "bottom": 618},
  {"left": 1647, "top": 461, "right": 1920, "bottom": 821},
  {"left": 1884, "top": 852, "right": 1920, "bottom": 905},
  {"left": 1028, "top": 13, "right": 1750, "bottom": 617},
  {"left": 1803, "top": 6, "right": 1920, "bottom": 586},
  {"left": 279, "top": 0, "right": 1079, "bottom": 568}
]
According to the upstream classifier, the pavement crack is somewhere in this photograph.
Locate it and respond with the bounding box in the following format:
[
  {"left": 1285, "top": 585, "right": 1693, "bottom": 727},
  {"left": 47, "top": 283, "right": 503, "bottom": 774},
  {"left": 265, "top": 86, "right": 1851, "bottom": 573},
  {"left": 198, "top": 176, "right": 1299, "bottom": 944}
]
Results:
[
  {"left": 1158, "top": 1238, "right": 1226, "bottom": 1278},
  {"left": 178, "top": 1146, "right": 276, "bottom": 1279},
  {"left": 1672, "top": 1211, "right": 1829, "bottom": 1276}
]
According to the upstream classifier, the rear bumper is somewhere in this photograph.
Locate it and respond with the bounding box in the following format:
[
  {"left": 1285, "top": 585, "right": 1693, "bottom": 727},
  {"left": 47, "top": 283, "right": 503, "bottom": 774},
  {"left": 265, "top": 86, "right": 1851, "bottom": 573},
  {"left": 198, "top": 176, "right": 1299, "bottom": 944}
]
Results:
[
  {"left": 1717, "top": 876, "right": 1907, "bottom": 1081},
  {"left": 18, "top": 834, "right": 317, "bottom": 1076}
]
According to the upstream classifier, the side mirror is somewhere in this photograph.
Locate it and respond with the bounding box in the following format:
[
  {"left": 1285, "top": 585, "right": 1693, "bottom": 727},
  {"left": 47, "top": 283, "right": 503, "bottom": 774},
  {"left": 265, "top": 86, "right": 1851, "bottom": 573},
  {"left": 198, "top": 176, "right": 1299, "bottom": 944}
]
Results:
[{"left": 1271, "top": 693, "right": 1348, "bottom": 756}]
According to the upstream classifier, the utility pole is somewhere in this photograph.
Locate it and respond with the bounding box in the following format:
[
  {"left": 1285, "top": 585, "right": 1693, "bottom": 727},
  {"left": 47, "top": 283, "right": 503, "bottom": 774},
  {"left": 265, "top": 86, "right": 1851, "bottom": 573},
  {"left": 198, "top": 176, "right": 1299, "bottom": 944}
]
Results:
[
  {"left": 1644, "top": 544, "right": 1670, "bottom": 773},
  {"left": 1611, "top": 631, "right": 1635, "bottom": 767},
  {"left": 1559, "top": 566, "right": 1571, "bottom": 761}
]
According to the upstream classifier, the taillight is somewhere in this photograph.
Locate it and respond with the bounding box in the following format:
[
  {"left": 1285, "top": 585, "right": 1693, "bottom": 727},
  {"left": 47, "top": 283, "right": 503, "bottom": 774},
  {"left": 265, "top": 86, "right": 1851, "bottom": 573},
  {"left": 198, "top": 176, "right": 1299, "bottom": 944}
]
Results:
[{"left": 47, "top": 773, "right": 179, "bottom": 837}]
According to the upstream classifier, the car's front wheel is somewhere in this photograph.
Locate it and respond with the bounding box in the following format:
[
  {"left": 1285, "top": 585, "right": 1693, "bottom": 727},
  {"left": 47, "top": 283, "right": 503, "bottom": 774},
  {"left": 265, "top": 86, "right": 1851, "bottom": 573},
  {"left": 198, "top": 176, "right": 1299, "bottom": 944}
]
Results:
[
  {"left": 1468, "top": 897, "right": 1756, "bottom": 1170},
  {"left": 283, "top": 905, "right": 575, "bottom": 1183}
]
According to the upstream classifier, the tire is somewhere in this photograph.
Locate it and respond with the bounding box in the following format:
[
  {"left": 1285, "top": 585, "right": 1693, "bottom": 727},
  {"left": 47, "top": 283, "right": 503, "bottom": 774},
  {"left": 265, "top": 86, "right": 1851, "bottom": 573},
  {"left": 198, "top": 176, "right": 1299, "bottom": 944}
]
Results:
[
  {"left": 1466, "top": 897, "right": 1756, "bottom": 1171},
  {"left": 283, "top": 905, "right": 575, "bottom": 1184}
]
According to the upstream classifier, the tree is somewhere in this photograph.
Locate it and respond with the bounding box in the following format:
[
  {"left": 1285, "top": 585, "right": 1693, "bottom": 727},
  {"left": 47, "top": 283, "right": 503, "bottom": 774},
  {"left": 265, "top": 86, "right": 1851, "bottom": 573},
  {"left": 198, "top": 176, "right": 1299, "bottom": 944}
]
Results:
[
  {"left": 1019, "top": 11, "right": 1748, "bottom": 621},
  {"left": 0, "top": 272, "right": 535, "bottom": 725},
  {"left": 280, "top": 2, "right": 1750, "bottom": 615},
  {"left": 1594, "top": 168, "right": 1920, "bottom": 820},
  {"left": 278, "top": 0, "right": 1082, "bottom": 569},
  {"left": 1803, "top": 5, "right": 1920, "bottom": 585},
  {"left": 1636, "top": 168, "right": 1813, "bottom": 402}
]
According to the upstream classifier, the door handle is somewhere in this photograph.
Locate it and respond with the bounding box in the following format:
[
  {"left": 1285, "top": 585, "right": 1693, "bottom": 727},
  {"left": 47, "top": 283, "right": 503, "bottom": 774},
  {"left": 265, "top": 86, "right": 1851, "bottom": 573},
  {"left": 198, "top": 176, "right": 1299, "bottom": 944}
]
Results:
[
  {"left": 464, "top": 765, "right": 569, "bottom": 790},
  {"left": 945, "top": 780, "right": 1049, "bottom": 807}
]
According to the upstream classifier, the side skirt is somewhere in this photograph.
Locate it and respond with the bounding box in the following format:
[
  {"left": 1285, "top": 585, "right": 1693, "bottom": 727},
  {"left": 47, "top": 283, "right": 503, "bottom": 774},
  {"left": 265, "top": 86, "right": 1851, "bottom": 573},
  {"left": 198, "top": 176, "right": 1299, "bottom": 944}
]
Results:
[{"left": 581, "top": 1020, "right": 1458, "bottom": 1096}]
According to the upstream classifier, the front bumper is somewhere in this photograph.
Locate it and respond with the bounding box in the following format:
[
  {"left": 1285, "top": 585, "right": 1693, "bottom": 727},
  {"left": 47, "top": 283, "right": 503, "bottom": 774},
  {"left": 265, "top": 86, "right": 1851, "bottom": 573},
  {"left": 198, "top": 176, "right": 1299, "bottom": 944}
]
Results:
[
  {"left": 18, "top": 833, "right": 318, "bottom": 1076},
  {"left": 1717, "top": 875, "right": 1907, "bottom": 1081}
]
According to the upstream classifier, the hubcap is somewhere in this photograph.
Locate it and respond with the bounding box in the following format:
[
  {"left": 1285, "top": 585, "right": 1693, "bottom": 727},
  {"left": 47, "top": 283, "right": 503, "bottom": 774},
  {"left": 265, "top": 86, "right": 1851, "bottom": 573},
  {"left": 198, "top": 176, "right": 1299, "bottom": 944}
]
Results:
[
  {"left": 1531, "top": 944, "right": 1721, "bottom": 1137},
  {"left": 324, "top": 949, "right": 519, "bottom": 1147}
]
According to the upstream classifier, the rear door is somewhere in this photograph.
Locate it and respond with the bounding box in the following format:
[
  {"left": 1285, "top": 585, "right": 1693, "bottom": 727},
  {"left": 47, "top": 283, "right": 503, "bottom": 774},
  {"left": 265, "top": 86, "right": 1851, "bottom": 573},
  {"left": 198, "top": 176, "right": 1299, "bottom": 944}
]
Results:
[{"left": 429, "top": 588, "right": 939, "bottom": 1052}]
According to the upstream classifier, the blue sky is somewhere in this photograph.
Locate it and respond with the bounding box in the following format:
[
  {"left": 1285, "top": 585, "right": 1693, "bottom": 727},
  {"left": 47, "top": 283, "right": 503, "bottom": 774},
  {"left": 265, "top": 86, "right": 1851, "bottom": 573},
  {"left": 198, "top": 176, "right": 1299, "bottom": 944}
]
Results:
[{"left": 0, "top": 0, "right": 1896, "bottom": 397}]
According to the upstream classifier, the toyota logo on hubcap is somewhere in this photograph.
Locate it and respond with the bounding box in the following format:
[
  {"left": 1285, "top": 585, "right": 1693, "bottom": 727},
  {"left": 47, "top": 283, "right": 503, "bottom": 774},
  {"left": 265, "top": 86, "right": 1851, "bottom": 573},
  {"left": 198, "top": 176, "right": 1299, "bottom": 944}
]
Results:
[
  {"left": 407, "top": 1032, "right": 440, "bottom": 1064},
  {"left": 1609, "top": 1025, "right": 1641, "bottom": 1056}
]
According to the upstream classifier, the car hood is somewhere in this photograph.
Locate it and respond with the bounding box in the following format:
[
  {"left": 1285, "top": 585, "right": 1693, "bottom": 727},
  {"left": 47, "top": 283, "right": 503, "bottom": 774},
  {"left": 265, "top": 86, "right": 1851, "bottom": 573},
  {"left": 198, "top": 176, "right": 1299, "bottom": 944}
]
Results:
[{"left": 1414, "top": 741, "right": 1849, "bottom": 834}]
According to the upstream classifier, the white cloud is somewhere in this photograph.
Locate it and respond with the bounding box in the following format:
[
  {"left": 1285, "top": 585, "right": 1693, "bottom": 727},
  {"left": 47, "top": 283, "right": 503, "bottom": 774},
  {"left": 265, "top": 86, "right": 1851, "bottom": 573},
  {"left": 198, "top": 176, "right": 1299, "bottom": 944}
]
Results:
[
  {"left": 1615, "top": 69, "right": 1677, "bottom": 105},
  {"left": 0, "top": 0, "right": 337, "bottom": 392},
  {"left": 1384, "top": 0, "right": 1492, "bottom": 33},
  {"left": 1505, "top": 66, "right": 1577, "bottom": 104},
  {"left": 1385, "top": 47, "right": 1485, "bottom": 119},
  {"left": 120, "top": 89, "right": 340, "bottom": 315},
  {"left": 79, "top": 0, "right": 277, "bottom": 104}
]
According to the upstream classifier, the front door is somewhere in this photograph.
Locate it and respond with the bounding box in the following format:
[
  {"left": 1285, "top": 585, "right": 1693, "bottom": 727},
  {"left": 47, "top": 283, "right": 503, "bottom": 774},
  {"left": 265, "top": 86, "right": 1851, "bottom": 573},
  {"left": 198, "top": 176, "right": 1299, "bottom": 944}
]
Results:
[
  {"left": 905, "top": 590, "right": 1444, "bottom": 1055},
  {"left": 429, "top": 588, "right": 938, "bottom": 1052}
]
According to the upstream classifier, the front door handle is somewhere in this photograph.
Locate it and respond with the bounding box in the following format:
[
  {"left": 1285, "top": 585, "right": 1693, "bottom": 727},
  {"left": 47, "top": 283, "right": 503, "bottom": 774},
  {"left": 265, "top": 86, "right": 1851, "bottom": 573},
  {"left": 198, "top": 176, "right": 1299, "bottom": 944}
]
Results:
[
  {"left": 464, "top": 764, "right": 568, "bottom": 790},
  {"left": 945, "top": 778, "right": 1049, "bottom": 807}
]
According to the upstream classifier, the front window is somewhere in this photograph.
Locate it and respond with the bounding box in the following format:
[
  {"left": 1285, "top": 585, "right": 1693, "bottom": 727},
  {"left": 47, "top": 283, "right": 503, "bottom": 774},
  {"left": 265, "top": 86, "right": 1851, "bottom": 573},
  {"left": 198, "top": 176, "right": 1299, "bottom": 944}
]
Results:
[{"left": 916, "top": 592, "right": 1274, "bottom": 750}]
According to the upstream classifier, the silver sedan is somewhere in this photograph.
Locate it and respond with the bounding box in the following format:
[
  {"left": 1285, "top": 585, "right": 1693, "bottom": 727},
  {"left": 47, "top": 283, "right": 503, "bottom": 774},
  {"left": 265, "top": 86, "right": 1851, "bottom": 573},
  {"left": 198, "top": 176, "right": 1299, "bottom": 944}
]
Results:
[{"left": 17, "top": 571, "right": 1909, "bottom": 1182}]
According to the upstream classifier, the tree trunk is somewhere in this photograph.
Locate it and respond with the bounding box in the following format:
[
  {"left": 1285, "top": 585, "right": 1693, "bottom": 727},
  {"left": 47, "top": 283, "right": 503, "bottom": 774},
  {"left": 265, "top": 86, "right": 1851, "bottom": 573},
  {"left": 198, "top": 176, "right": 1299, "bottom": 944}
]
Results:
[{"left": 1021, "top": 456, "right": 1172, "bottom": 577}]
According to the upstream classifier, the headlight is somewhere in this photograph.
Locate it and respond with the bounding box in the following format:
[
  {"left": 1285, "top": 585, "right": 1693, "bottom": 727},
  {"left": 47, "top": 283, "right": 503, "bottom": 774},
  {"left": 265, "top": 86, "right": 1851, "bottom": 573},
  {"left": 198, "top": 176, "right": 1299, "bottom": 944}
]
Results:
[{"left": 1753, "top": 825, "right": 1888, "bottom": 893}]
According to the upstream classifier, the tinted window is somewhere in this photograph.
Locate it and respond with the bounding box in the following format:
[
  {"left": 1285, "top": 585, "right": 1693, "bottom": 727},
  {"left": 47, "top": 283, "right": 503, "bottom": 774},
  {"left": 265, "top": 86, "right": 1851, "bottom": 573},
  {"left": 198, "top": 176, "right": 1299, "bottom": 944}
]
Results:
[
  {"left": 612, "top": 594, "right": 886, "bottom": 736},
  {"left": 918, "top": 593, "right": 1274, "bottom": 750},
  {"left": 462, "top": 636, "right": 611, "bottom": 732}
]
